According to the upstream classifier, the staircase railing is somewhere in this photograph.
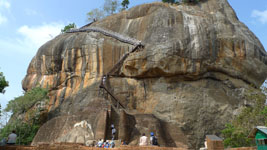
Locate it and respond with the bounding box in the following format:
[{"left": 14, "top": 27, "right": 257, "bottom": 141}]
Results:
[
  {"left": 99, "top": 83, "right": 125, "bottom": 109},
  {"left": 66, "top": 26, "right": 144, "bottom": 47},
  {"left": 99, "top": 42, "right": 143, "bottom": 112},
  {"left": 67, "top": 25, "right": 145, "bottom": 112}
]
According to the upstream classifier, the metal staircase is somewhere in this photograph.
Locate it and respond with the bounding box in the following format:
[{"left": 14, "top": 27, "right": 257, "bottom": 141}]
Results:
[
  {"left": 68, "top": 25, "right": 145, "bottom": 141},
  {"left": 99, "top": 43, "right": 143, "bottom": 113},
  {"left": 66, "top": 24, "right": 144, "bottom": 112},
  {"left": 66, "top": 26, "right": 144, "bottom": 47}
]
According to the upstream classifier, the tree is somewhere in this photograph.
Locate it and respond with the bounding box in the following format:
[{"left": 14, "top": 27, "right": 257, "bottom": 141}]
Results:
[
  {"left": 5, "top": 87, "right": 48, "bottom": 114},
  {"left": 221, "top": 82, "right": 267, "bottom": 148},
  {"left": 0, "top": 71, "right": 8, "bottom": 117},
  {"left": 61, "top": 23, "right": 76, "bottom": 33},
  {"left": 0, "top": 118, "right": 40, "bottom": 145},
  {"left": 1, "top": 87, "right": 49, "bottom": 145},
  {"left": 121, "top": 0, "right": 130, "bottom": 10},
  {"left": 103, "top": 0, "right": 120, "bottom": 15},
  {"left": 86, "top": 0, "right": 121, "bottom": 22},
  {"left": 87, "top": 8, "right": 105, "bottom": 22},
  {"left": 0, "top": 71, "right": 8, "bottom": 94}
]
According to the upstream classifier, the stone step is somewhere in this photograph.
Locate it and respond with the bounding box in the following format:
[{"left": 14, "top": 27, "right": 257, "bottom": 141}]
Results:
[{"left": 114, "top": 139, "right": 122, "bottom": 148}]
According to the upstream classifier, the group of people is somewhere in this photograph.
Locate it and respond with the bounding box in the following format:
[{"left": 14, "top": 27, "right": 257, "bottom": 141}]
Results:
[
  {"left": 0, "top": 130, "right": 17, "bottom": 146},
  {"left": 96, "top": 139, "right": 115, "bottom": 148},
  {"left": 2, "top": 129, "right": 159, "bottom": 148},
  {"left": 139, "top": 132, "right": 158, "bottom": 146}
]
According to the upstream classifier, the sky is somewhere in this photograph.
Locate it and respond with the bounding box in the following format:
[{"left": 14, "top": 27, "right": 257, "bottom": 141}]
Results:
[{"left": 0, "top": 0, "right": 267, "bottom": 111}]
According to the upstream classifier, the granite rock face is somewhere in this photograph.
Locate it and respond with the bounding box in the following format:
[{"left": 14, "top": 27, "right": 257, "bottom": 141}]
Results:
[{"left": 23, "top": 0, "right": 267, "bottom": 149}]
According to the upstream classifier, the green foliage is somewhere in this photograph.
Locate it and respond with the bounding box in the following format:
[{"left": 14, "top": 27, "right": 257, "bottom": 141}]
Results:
[
  {"left": 262, "top": 106, "right": 267, "bottom": 125},
  {"left": 121, "top": 0, "right": 130, "bottom": 10},
  {"left": 222, "top": 124, "right": 255, "bottom": 148},
  {"left": 86, "top": 0, "right": 121, "bottom": 22},
  {"left": 0, "top": 71, "right": 8, "bottom": 94},
  {"left": 103, "top": 0, "right": 120, "bottom": 15},
  {"left": 0, "top": 116, "right": 41, "bottom": 145},
  {"left": 61, "top": 23, "right": 76, "bottom": 33},
  {"left": 221, "top": 82, "right": 267, "bottom": 148},
  {"left": 87, "top": 8, "right": 105, "bottom": 22},
  {"left": 1, "top": 87, "right": 48, "bottom": 145},
  {"left": 5, "top": 87, "right": 48, "bottom": 114}
]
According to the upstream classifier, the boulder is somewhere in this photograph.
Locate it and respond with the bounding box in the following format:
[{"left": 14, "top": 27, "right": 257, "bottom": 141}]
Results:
[{"left": 23, "top": 0, "right": 267, "bottom": 149}]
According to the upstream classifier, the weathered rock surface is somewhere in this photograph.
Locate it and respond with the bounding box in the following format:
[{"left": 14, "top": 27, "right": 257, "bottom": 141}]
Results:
[{"left": 22, "top": 0, "right": 267, "bottom": 149}]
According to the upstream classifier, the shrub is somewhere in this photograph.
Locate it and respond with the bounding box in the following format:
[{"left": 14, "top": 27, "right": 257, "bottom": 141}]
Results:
[
  {"left": 1, "top": 87, "right": 48, "bottom": 145},
  {"left": 222, "top": 124, "right": 255, "bottom": 148},
  {"left": 61, "top": 23, "right": 76, "bottom": 33},
  {"left": 221, "top": 81, "right": 267, "bottom": 148},
  {"left": 5, "top": 87, "right": 48, "bottom": 114},
  {"left": 0, "top": 118, "right": 40, "bottom": 145},
  {"left": 0, "top": 71, "right": 8, "bottom": 94}
]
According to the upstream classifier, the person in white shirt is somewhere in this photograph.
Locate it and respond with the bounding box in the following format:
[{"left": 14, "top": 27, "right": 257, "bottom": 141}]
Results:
[
  {"left": 7, "top": 130, "right": 17, "bottom": 145},
  {"left": 139, "top": 133, "right": 148, "bottom": 146},
  {"left": 97, "top": 139, "right": 104, "bottom": 147},
  {"left": 200, "top": 139, "right": 207, "bottom": 150}
]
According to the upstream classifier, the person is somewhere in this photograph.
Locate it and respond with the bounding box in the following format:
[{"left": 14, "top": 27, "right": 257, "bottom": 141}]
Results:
[
  {"left": 7, "top": 130, "right": 17, "bottom": 145},
  {"left": 110, "top": 140, "right": 115, "bottom": 148},
  {"left": 97, "top": 139, "right": 104, "bottom": 148},
  {"left": 112, "top": 126, "right": 116, "bottom": 140},
  {"left": 102, "top": 75, "right": 107, "bottom": 85},
  {"left": 104, "top": 140, "right": 110, "bottom": 148},
  {"left": 150, "top": 132, "right": 158, "bottom": 146},
  {"left": 199, "top": 139, "right": 207, "bottom": 150},
  {"left": 139, "top": 133, "right": 148, "bottom": 146}
]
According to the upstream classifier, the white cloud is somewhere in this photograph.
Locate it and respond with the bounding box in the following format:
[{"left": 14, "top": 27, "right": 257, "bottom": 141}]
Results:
[
  {"left": 0, "top": 22, "right": 65, "bottom": 112},
  {"left": 0, "top": 0, "right": 10, "bottom": 9},
  {"left": 0, "top": 0, "right": 10, "bottom": 25},
  {"left": 17, "top": 22, "right": 65, "bottom": 49},
  {"left": 0, "top": 22, "right": 65, "bottom": 55},
  {"left": 252, "top": 9, "right": 267, "bottom": 24}
]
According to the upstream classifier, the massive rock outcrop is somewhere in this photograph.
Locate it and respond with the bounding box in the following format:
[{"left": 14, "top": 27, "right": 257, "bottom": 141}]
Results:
[{"left": 22, "top": 0, "right": 267, "bottom": 149}]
